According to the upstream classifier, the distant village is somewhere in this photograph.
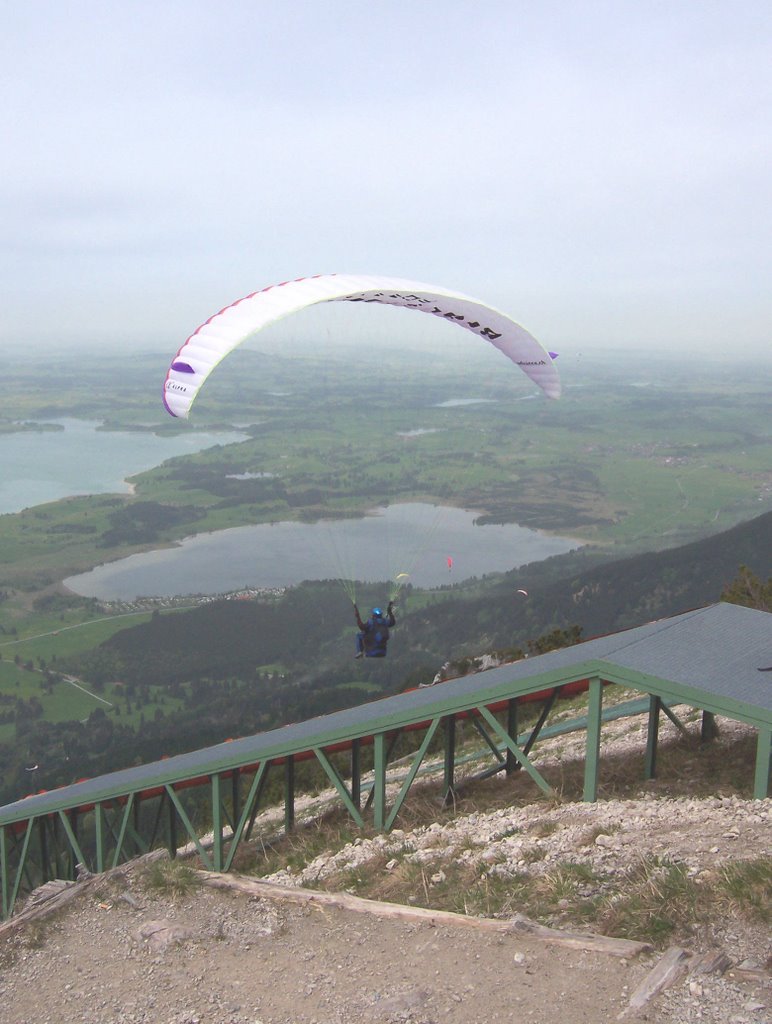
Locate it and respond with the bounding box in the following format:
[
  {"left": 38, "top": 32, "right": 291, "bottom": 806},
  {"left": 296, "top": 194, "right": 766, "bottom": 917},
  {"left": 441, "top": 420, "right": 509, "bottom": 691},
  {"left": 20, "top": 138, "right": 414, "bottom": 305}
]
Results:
[{"left": 95, "top": 587, "right": 287, "bottom": 615}]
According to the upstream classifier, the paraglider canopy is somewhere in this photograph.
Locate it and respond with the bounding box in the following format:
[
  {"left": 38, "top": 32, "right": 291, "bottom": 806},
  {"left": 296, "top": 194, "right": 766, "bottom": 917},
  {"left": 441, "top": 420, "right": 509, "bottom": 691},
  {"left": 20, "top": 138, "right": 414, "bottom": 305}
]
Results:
[{"left": 163, "top": 273, "right": 561, "bottom": 418}]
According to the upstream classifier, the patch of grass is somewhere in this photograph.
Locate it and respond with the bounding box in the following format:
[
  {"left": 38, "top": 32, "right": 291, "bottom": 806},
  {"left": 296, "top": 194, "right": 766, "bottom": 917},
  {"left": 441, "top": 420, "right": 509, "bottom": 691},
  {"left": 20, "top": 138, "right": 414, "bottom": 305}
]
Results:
[
  {"left": 337, "top": 855, "right": 423, "bottom": 903},
  {"left": 246, "top": 808, "right": 368, "bottom": 880},
  {"left": 577, "top": 822, "right": 622, "bottom": 847},
  {"left": 713, "top": 857, "right": 771, "bottom": 923},
  {"left": 513, "top": 862, "right": 599, "bottom": 923},
  {"left": 245, "top": 783, "right": 767, "bottom": 951},
  {"left": 595, "top": 856, "right": 700, "bottom": 944},
  {"left": 537, "top": 861, "right": 597, "bottom": 899},
  {"left": 521, "top": 845, "right": 549, "bottom": 864},
  {"left": 456, "top": 869, "right": 534, "bottom": 919},
  {"left": 142, "top": 858, "right": 201, "bottom": 900},
  {"left": 234, "top": 719, "right": 762, "bottom": 950},
  {"left": 530, "top": 818, "right": 560, "bottom": 838}
]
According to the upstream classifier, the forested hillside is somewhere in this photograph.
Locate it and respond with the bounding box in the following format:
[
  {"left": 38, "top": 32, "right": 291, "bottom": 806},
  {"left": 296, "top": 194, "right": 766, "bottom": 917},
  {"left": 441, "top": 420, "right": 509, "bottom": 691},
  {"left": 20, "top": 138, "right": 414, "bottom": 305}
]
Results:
[{"left": 440, "top": 507, "right": 772, "bottom": 653}]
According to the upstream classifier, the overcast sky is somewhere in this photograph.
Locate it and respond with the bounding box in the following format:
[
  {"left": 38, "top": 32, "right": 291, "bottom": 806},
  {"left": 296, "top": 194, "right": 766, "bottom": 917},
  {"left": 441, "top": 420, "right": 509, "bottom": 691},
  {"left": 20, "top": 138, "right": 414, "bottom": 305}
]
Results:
[{"left": 2, "top": 1, "right": 770, "bottom": 358}]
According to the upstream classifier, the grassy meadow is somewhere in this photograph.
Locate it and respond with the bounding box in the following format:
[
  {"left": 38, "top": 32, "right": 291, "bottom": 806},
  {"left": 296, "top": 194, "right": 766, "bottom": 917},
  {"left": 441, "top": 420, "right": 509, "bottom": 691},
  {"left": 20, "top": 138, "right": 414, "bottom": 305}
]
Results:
[{"left": 0, "top": 342, "right": 770, "bottom": 741}]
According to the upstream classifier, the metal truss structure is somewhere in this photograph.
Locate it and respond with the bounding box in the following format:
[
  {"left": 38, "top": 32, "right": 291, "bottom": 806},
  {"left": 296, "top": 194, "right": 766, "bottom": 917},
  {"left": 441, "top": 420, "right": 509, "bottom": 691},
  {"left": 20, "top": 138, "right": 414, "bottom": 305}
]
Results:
[{"left": 1, "top": 602, "right": 769, "bottom": 919}]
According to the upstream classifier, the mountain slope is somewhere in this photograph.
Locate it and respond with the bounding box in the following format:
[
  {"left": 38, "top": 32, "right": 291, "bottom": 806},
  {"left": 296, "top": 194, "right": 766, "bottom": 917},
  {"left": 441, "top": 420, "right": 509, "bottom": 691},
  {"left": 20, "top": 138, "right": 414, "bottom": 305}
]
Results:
[{"left": 421, "top": 509, "right": 772, "bottom": 659}]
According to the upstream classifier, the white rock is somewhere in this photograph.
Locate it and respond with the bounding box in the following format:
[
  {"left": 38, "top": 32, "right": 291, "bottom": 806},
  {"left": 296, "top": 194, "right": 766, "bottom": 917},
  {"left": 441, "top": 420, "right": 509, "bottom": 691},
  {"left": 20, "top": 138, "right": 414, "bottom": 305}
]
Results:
[{"left": 594, "top": 833, "right": 615, "bottom": 848}]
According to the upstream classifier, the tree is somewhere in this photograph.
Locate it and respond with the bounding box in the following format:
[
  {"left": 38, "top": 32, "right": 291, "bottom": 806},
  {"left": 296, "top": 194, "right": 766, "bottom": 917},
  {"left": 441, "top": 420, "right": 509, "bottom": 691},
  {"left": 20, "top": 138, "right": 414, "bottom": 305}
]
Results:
[
  {"left": 527, "top": 625, "right": 583, "bottom": 656},
  {"left": 721, "top": 566, "right": 771, "bottom": 612}
]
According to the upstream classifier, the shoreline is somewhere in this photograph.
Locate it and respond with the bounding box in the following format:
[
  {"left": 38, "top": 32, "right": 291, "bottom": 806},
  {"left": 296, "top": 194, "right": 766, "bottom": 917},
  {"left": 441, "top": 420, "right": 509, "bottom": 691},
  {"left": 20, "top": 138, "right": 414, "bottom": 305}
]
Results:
[{"left": 61, "top": 502, "right": 587, "bottom": 602}]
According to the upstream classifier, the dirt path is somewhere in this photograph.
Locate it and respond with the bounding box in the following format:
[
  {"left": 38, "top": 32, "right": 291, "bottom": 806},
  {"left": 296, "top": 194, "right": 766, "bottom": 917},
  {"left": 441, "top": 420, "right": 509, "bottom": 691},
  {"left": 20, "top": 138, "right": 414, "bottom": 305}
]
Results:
[
  {"left": 1, "top": 719, "right": 769, "bottom": 1023},
  {"left": 1, "top": 851, "right": 768, "bottom": 1024},
  {"left": 0, "top": 876, "right": 658, "bottom": 1024}
]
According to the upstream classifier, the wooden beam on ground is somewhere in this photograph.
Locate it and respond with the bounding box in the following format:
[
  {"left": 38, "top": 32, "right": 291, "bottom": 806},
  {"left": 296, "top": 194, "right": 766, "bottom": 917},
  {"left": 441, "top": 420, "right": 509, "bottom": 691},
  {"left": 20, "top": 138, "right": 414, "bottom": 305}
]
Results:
[
  {"left": 195, "top": 871, "right": 652, "bottom": 958},
  {"left": 619, "top": 946, "right": 691, "bottom": 1018},
  {"left": 0, "top": 849, "right": 167, "bottom": 938}
]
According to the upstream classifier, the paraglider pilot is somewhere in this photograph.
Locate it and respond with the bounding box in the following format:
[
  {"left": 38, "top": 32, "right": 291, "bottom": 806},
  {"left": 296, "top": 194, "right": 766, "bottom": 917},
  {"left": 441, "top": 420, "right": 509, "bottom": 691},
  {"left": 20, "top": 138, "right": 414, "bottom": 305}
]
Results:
[{"left": 354, "top": 602, "right": 396, "bottom": 658}]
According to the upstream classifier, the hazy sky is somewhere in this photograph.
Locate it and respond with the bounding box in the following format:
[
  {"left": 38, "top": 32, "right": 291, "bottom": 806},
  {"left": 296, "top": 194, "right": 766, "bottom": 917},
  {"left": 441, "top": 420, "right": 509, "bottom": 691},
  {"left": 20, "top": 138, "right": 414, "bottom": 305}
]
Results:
[{"left": 2, "top": 1, "right": 770, "bottom": 358}]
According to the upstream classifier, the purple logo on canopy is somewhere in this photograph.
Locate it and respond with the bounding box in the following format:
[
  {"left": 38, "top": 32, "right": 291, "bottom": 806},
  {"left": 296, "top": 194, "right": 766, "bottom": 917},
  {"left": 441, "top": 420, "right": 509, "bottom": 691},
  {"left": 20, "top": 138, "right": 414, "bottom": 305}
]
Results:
[{"left": 171, "top": 361, "right": 195, "bottom": 373}]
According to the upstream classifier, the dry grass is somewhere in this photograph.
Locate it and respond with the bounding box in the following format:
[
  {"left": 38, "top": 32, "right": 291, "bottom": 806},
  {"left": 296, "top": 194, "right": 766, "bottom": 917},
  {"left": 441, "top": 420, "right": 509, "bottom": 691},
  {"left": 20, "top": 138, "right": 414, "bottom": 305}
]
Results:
[
  {"left": 594, "top": 856, "right": 700, "bottom": 944},
  {"left": 141, "top": 859, "right": 201, "bottom": 900},
  {"left": 713, "top": 858, "right": 771, "bottom": 924},
  {"left": 233, "top": 723, "right": 766, "bottom": 948}
]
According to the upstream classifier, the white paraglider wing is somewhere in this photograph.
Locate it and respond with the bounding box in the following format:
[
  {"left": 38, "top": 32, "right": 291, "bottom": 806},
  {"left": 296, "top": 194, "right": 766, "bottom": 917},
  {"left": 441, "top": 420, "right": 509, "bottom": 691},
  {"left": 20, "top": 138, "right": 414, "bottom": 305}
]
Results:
[{"left": 163, "top": 274, "right": 560, "bottom": 418}]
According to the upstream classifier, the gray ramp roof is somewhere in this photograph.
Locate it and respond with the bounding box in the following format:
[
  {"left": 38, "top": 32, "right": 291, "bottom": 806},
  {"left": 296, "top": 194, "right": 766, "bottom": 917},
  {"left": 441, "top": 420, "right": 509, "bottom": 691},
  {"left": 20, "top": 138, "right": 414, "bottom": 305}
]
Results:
[
  {"left": 467, "top": 601, "right": 772, "bottom": 710},
  {"left": 2, "top": 602, "right": 769, "bottom": 824}
]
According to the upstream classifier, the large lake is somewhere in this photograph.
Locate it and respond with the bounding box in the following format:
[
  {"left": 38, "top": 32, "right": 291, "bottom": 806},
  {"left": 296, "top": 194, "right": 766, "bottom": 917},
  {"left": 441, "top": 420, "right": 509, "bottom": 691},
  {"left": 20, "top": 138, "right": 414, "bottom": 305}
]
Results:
[
  {"left": 65, "top": 503, "right": 580, "bottom": 599},
  {"left": 0, "top": 419, "right": 246, "bottom": 515}
]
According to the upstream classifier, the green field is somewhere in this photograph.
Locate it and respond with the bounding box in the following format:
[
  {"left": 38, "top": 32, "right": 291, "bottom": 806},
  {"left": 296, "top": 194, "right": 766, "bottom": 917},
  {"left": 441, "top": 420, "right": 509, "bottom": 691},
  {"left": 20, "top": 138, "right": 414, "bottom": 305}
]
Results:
[{"left": 0, "top": 344, "right": 770, "bottom": 716}]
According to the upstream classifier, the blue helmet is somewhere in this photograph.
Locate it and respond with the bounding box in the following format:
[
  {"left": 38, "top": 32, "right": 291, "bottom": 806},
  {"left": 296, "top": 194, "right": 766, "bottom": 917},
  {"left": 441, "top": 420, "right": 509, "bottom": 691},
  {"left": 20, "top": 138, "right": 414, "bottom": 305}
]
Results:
[{"left": 371, "top": 607, "right": 383, "bottom": 618}]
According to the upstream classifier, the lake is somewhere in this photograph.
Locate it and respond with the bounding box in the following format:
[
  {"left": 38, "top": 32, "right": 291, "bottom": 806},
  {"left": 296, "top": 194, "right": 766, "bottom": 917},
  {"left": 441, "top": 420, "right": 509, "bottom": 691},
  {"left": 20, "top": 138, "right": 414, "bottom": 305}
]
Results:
[
  {"left": 64, "top": 502, "right": 580, "bottom": 599},
  {"left": 0, "top": 419, "right": 247, "bottom": 515}
]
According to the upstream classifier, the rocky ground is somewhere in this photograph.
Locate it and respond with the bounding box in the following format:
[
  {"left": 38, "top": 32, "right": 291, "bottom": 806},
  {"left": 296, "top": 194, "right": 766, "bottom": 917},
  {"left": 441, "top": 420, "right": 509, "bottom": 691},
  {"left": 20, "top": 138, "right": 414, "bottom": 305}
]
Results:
[{"left": 1, "top": 714, "right": 769, "bottom": 1023}]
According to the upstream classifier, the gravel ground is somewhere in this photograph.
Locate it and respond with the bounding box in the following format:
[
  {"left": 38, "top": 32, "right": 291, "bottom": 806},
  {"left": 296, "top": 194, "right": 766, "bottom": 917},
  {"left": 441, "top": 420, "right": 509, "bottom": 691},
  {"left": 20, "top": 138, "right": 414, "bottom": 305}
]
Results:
[
  {"left": 0, "top": 830, "right": 768, "bottom": 1024},
  {"left": 1, "top": 714, "right": 769, "bottom": 1023}
]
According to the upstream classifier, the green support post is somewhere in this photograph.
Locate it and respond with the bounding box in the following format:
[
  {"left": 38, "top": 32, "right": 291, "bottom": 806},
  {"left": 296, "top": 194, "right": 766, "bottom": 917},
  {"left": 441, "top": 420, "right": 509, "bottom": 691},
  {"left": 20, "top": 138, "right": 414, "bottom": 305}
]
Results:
[
  {"left": 8, "top": 819, "right": 35, "bottom": 920},
  {"left": 245, "top": 762, "right": 272, "bottom": 842},
  {"left": 583, "top": 677, "right": 603, "bottom": 802},
  {"left": 701, "top": 711, "right": 718, "bottom": 743},
  {"left": 148, "top": 792, "right": 165, "bottom": 849},
  {"left": 284, "top": 757, "right": 295, "bottom": 834},
  {"left": 313, "top": 748, "right": 365, "bottom": 827},
  {"left": 645, "top": 695, "right": 661, "bottom": 780},
  {"left": 470, "top": 717, "right": 505, "bottom": 765},
  {"left": 523, "top": 691, "right": 559, "bottom": 758},
  {"left": 49, "top": 815, "right": 63, "bottom": 880},
  {"left": 351, "top": 739, "right": 361, "bottom": 810},
  {"left": 167, "top": 791, "right": 178, "bottom": 859},
  {"left": 232, "top": 769, "right": 241, "bottom": 824},
  {"left": 364, "top": 730, "right": 403, "bottom": 813},
  {"left": 373, "top": 733, "right": 387, "bottom": 830},
  {"left": 477, "top": 706, "right": 554, "bottom": 795},
  {"left": 211, "top": 773, "right": 223, "bottom": 872},
  {"left": 37, "top": 818, "right": 49, "bottom": 883},
  {"left": 164, "top": 786, "right": 212, "bottom": 869},
  {"left": 443, "top": 715, "right": 456, "bottom": 806},
  {"left": 112, "top": 794, "right": 136, "bottom": 868},
  {"left": 67, "top": 810, "right": 80, "bottom": 880},
  {"left": 754, "top": 727, "right": 771, "bottom": 799},
  {"left": 56, "top": 810, "right": 87, "bottom": 873},
  {"left": 224, "top": 762, "right": 269, "bottom": 872},
  {"left": 94, "top": 803, "right": 106, "bottom": 873},
  {"left": 385, "top": 718, "right": 442, "bottom": 831},
  {"left": 660, "top": 703, "right": 688, "bottom": 736},
  {"left": 506, "top": 699, "right": 519, "bottom": 774},
  {"left": 1, "top": 827, "right": 8, "bottom": 920}
]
